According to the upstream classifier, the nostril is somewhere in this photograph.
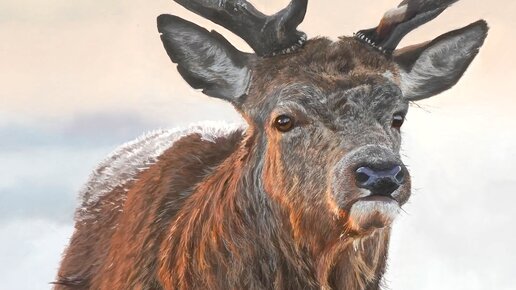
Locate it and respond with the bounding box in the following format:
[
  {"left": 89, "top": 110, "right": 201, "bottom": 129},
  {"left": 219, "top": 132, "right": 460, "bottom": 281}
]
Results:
[
  {"left": 372, "top": 178, "right": 400, "bottom": 196},
  {"left": 394, "top": 168, "right": 405, "bottom": 184},
  {"left": 355, "top": 172, "right": 370, "bottom": 185}
]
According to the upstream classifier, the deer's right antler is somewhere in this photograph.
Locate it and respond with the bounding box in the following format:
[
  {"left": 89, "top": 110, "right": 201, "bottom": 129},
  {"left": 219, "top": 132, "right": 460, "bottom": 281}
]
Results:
[{"left": 173, "top": 0, "right": 308, "bottom": 57}]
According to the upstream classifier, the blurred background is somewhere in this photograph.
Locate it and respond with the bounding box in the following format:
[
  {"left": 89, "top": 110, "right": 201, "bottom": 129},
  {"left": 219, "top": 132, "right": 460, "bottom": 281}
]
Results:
[{"left": 1, "top": 0, "right": 515, "bottom": 289}]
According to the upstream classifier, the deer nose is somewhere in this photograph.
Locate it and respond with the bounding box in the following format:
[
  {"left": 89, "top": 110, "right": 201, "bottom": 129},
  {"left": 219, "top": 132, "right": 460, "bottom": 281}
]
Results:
[{"left": 355, "top": 165, "right": 405, "bottom": 196}]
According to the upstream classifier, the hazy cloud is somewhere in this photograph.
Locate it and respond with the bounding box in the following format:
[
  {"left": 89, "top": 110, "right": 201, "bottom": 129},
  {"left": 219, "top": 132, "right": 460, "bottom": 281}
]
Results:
[
  {"left": 0, "top": 111, "right": 159, "bottom": 150},
  {"left": 0, "top": 219, "right": 72, "bottom": 290},
  {"left": 0, "top": 145, "right": 112, "bottom": 224},
  {"left": 0, "top": 182, "right": 75, "bottom": 224}
]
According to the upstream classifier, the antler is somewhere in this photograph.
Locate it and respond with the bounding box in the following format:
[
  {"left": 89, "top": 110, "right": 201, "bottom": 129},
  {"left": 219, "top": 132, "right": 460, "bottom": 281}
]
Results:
[
  {"left": 173, "top": 0, "right": 308, "bottom": 57},
  {"left": 355, "top": 0, "right": 458, "bottom": 54}
]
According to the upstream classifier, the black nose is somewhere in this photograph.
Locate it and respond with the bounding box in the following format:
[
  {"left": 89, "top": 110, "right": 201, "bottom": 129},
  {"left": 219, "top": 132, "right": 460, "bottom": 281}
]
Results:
[{"left": 355, "top": 165, "right": 405, "bottom": 196}]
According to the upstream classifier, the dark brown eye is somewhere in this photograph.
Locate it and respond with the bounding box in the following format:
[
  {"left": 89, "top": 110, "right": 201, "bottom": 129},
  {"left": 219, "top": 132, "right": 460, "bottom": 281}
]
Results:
[
  {"left": 392, "top": 114, "right": 405, "bottom": 130},
  {"left": 274, "top": 115, "right": 294, "bottom": 132}
]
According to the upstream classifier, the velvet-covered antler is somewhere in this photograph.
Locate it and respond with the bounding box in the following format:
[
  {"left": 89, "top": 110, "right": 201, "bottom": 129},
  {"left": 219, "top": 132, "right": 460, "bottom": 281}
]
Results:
[
  {"left": 355, "top": 0, "right": 459, "bottom": 54},
  {"left": 173, "top": 0, "right": 308, "bottom": 57}
]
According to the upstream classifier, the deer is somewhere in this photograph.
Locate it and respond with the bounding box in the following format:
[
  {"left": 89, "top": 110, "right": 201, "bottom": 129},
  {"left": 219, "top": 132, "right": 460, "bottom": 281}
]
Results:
[{"left": 54, "top": 0, "right": 488, "bottom": 289}]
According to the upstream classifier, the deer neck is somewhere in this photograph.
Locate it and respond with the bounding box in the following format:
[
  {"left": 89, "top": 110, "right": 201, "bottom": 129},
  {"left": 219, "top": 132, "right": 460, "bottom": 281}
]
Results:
[{"left": 159, "top": 130, "right": 390, "bottom": 289}]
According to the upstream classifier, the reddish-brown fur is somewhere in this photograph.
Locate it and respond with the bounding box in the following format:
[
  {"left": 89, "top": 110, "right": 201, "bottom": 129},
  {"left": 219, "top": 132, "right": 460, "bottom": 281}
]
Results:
[
  {"left": 56, "top": 130, "right": 388, "bottom": 289},
  {"left": 55, "top": 39, "right": 398, "bottom": 290}
]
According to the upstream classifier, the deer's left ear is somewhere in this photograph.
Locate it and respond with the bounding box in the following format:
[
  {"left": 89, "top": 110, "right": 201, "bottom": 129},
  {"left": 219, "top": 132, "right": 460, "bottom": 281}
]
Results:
[
  {"left": 394, "top": 20, "right": 488, "bottom": 101},
  {"left": 158, "top": 14, "right": 252, "bottom": 104}
]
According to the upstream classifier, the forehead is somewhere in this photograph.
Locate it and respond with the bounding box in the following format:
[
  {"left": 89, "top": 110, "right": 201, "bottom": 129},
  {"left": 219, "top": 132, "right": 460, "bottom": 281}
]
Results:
[
  {"left": 244, "top": 37, "right": 401, "bottom": 112},
  {"left": 246, "top": 38, "right": 398, "bottom": 106}
]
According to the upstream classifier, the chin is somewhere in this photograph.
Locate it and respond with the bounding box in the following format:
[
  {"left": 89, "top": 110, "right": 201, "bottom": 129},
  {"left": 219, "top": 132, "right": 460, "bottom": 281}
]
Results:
[{"left": 347, "top": 196, "right": 401, "bottom": 233}]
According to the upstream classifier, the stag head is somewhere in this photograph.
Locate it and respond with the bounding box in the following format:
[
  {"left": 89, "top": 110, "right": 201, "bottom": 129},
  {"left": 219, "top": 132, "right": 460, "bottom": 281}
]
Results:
[{"left": 157, "top": 0, "right": 487, "bottom": 237}]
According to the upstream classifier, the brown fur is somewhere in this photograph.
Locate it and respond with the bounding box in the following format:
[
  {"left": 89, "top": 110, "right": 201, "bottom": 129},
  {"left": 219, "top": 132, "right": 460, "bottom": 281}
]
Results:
[
  {"left": 56, "top": 131, "right": 244, "bottom": 289},
  {"left": 56, "top": 38, "right": 397, "bottom": 290},
  {"left": 56, "top": 122, "right": 391, "bottom": 289}
]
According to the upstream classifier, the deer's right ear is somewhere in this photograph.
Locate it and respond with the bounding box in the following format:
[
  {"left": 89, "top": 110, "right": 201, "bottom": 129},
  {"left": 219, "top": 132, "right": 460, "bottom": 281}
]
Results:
[{"left": 157, "top": 14, "right": 252, "bottom": 104}]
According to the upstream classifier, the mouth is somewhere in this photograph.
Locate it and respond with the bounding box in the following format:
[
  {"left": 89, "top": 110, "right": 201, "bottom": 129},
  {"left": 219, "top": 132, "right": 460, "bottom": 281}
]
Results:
[
  {"left": 346, "top": 193, "right": 401, "bottom": 232},
  {"left": 359, "top": 194, "right": 398, "bottom": 203}
]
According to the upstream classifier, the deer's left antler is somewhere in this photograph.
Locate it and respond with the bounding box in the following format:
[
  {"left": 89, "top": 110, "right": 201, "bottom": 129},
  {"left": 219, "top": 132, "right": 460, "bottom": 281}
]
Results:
[
  {"left": 355, "top": 0, "right": 459, "bottom": 54},
  {"left": 173, "top": 0, "right": 308, "bottom": 57}
]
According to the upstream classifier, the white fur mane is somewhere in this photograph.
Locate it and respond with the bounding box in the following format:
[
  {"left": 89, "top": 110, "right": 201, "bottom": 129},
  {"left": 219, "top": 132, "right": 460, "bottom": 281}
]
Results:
[{"left": 76, "top": 121, "right": 245, "bottom": 221}]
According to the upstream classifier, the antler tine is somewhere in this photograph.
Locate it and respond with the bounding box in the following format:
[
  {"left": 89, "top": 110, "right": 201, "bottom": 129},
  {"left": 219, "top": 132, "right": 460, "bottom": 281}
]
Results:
[
  {"left": 173, "top": 0, "right": 308, "bottom": 57},
  {"left": 280, "top": 0, "right": 308, "bottom": 35},
  {"left": 355, "top": 0, "right": 459, "bottom": 54}
]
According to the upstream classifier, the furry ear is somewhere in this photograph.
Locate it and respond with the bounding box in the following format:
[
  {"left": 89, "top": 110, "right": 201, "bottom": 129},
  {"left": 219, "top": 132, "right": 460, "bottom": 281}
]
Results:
[
  {"left": 394, "top": 20, "right": 488, "bottom": 101},
  {"left": 157, "top": 14, "right": 252, "bottom": 104}
]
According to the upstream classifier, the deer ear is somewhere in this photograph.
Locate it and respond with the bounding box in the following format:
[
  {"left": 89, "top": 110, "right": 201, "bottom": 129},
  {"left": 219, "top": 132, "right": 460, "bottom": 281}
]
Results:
[
  {"left": 157, "top": 14, "right": 252, "bottom": 103},
  {"left": 394, "top": 20, "right": 488, "bottom": 101}
]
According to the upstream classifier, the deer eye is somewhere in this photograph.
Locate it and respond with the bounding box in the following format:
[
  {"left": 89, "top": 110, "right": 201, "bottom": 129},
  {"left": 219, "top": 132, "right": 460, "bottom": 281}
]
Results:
[
  {"left": 274, "top": 115, "right": 295, "bottom": 132},
  {"left": 392, "top": 114, "right": 405, "bottom": 130}
]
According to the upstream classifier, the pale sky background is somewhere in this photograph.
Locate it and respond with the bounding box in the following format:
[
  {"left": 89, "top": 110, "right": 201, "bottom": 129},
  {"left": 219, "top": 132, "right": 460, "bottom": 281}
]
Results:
[{"left": 0, "top": 0, "right": 515, "bottom": 289}]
